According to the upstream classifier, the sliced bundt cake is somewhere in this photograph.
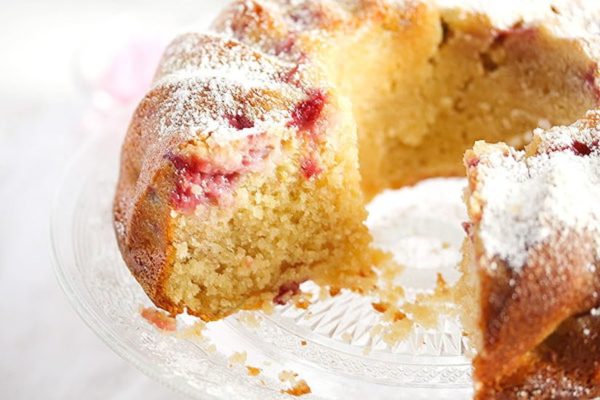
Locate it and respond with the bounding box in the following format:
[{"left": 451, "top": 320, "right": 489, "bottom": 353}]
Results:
[{"left": 115, "top": 0, "right": 599, "bottom": 323}]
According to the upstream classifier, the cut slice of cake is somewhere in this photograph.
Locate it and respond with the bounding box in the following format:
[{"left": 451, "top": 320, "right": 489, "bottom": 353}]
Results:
[
  {"left": 462, "top": 111, "right": 600, "bottom": 398},
  {"left": 114, "top": 34, "right": 379, "bottom": 321}
]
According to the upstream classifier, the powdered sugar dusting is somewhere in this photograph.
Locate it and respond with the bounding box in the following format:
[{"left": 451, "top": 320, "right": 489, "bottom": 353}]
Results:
[
  {"left": 476, "top": 114, "right": 600, "bottom": 270},
  {"left": 144, "top": 33, "right": 306, "bottom": 144}
]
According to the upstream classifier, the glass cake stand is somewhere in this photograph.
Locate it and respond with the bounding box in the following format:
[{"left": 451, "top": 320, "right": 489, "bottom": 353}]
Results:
[{"left": 51, "top": 131, "right": 473, "bottom": 399}]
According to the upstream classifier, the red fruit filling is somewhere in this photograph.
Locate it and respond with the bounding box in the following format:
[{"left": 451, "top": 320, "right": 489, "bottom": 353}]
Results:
[
  {"left": 225, "top": 112, "right": 254, "bottom": 130},
  {"left": 279, "top": 51, "right": 307, "bottom": 87},
  {"left": 547, "top": 139, "right": 597, "bottom": 157},
  {"left": 274, "top": 281, "right": 301, "bottom": 305},
  {"left": 467, "top": 157, "right": 480, "bottom": 168},
  {"left": 275, "top": 36, "right": 296, "bottom": 56},
  {"left": 300, "top": 157, "right": 322, "bottom": 180},
  {"left": 280, "top": 63, "right": 302, "bottom": 86},
  {"left": 289, "top": 89, "right": 326, "bottom": 132},
  {"left": 495, "top": 26, "right": 538, "bottom": 44},
  {"left": 584, "top": 64, "right": 600, "bottom": 102},
  {"left": 288, "top": 90, "right": 327, "bottom": 180},
  {"left": 288, "top": 5, "right": 326, "bottom": 27},
  {"left": 168, "top": 154, "right": 239, "bottom": 212},
  {"left": 462, "top": 222, "right": 473, "bottom": 237},
  {"left": 572, "top": 140, "right": 593, "bottom": 156},
  {"left": 168, "top": 135, "right": 274, "bottom": 212}
]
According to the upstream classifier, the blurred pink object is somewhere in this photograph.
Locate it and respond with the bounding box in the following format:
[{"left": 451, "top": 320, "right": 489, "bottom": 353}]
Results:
[{"left": 98, "top": 38, "right": 166, "bottom": 105}]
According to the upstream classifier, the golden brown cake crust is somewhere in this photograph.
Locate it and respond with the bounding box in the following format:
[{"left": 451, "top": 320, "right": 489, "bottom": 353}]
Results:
[
  {"left": 475, "top": 232, "right": 600, "bottom": 390},
  {"left": 113, "top": 91, "right": 182, "bottom": 315},
  {"left": 477, "top": 314, "right": 600, "bottom": 399}
]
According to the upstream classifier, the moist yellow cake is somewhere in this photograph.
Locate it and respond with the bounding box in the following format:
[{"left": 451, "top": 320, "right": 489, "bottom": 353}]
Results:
[
  {"left": 114, "top": 0, "right": 599, "bottom": 323},
  {"left": 462, "top": 111, "right": 600, "bottom": 398}
]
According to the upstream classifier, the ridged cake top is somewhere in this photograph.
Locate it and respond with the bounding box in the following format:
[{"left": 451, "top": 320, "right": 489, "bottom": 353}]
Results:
[
  {"left": 215, "top": 0, "right": 600, "bottom": 58},
  {"left": 435, "top": 0, "right": 600, "bottom": 61},
  {"left": 144, "top": 0, "right": 599, "bottom": 147},
  {"left": 472, "top": 112, "right": 600, "bottom": 270},
  {"left": 146, "top": 33, "right": 308, "bottom": 145}
]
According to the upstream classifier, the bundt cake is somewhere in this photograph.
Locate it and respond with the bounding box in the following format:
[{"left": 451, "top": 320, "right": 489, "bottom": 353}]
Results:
[
  {"left": 114, "top": 0, "right": 599, "bottom": 335},
  {"left": 462, "top": 111, "right": 600, "bottom": 398}
]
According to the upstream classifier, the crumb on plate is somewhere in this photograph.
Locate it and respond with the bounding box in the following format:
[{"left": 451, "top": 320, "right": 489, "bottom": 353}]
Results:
[
  {"left": 140, "top": 307, "right": 177, "bottom": 332},
  {"left": 283, "top": 380, "right": 311, "bottom": 396}
]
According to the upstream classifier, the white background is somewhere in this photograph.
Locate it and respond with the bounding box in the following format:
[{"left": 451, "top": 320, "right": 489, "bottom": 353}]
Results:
[{"left": 0, "top": 1, "right": 227, "bottom": 398}]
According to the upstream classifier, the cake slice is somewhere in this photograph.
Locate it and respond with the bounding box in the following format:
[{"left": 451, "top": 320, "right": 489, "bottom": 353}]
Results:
[
  {"left": 113, "top": 34, "right": 379, "bottom": 321},
  {"left": 462, "top": 111, "right": 600, "bottom": 398}
]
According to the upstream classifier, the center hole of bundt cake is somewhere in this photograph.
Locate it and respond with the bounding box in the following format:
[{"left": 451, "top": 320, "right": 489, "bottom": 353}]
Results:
[{"left": 323, "top": 16, "right": 596, "bottom": 198}]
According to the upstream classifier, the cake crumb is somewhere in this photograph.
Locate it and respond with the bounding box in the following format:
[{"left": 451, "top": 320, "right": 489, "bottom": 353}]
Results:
[
  {"left": 278, "top": 368, "right": 311, "bottom": 396},
  {"left": 436, "top": 273, "right": 448, "bottom": 292},
  {"left": 206, "top": 344, "right": 217, "bottom": 354},
  {"left": 295, "top": 298, "right": 311, "bottom": 309},
  {"left": 175, "top": 320, "right": 206, "bottom": 339},
  {"left": 283, "top": 380, "right": 311, "bottom": 397},
  {"left": 140, "top": 307, "right": 177, "bottom": 332},
  {"left": 229, "top": 351, "right": 247, "bottom": 366},
  {"left": 341, "top": 332, "right": 353, "bottom": 343},
  {"left": 238, "top": 312, "right": 262, "bottom": 328},
  {"left": 261, "top": 301, "right": 274, "bottom": 315},
  {"left": 246, "top": 366, "right": 261, "bottom": 376},
  {"left": 393, "top": 310, "right": 407, "bottom": 321},
  {"left": 371, "top": 302, "right": 388, "bottom": 313},
  {"left": 370, "top": 324, "right": 384, "bottom": 337},
  {"left": 279, "top": 370, "right": 298, "bottom": 383},
  {"left": 382, "top": 319, "right": 413, "bottom": 346},
  {"left": 300, "top": 340, "right": 307, "bottom": 346},
  {"left": 318, "top": 287, "right": 330, "bottom": 301}
]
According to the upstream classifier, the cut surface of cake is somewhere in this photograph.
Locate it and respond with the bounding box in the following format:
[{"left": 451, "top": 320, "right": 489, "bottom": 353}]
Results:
[
  {"left": 114, "top": 0, "right": 600, "bottom": 323},
  {"left": 114, "top": 34, "right": 379, "bottom": 320},
  {"left": 462, "top": 111, "right": 600, "bottom": 398}
]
